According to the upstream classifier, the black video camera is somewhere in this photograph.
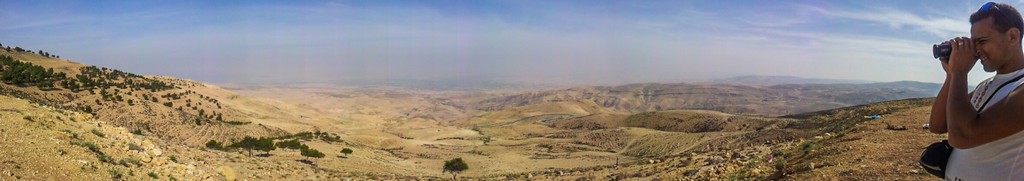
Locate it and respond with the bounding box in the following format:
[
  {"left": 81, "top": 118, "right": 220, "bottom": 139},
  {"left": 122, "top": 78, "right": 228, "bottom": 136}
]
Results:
[{"left": 933, "top": 42, "right": 952, "bottom": 61}]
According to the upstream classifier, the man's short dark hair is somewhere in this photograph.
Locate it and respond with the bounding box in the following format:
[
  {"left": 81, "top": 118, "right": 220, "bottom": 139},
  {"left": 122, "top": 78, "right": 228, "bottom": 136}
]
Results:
[{"left": 970, "top": 2, "right": 1024, "bottom": 43}]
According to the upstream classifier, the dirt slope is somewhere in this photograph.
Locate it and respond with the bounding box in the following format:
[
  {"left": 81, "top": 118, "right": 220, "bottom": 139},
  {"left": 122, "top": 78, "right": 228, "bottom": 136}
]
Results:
[
  {"left": 0, "top": 48, "right": 314, "bottom": 147},
  {"left": 509, "top": 98, "right": 939, "bottom": 180}
]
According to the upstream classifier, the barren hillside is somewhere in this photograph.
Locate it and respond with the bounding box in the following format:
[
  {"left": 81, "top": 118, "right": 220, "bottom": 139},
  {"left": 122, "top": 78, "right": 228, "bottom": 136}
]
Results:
[
  {"left": 521, "top": 98, "right": 938, "bottom": 180},
  {"left": 0, "top": 94, "right": 205, "bottom": 180},
  {"left": 0, "top": 48, "right": 330, "bottom": 147}
]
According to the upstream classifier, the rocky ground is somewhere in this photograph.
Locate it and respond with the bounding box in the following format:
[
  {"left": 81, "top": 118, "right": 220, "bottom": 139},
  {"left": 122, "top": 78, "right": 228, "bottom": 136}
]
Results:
[{"left": 0, "top": 95, "right": 209, "bottom": 180}]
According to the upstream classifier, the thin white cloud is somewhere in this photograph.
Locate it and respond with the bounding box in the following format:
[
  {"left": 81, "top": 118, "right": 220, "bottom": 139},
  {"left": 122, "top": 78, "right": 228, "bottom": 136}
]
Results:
[
  {"left": 747, "top": 27, "right": 928, "bottom": 56},
  {"left": 795, "top": 3, "right": 969, "bottom": 38}
]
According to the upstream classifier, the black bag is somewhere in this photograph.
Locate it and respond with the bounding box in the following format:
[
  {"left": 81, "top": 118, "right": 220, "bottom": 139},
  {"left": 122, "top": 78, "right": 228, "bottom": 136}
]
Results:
[{"left": 919, "top": 140, "right": 953, "bottom": 178}]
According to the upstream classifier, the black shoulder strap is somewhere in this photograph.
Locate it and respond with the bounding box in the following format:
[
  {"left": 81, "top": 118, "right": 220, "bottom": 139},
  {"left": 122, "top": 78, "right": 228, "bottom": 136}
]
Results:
[{"left": 978, "top": 74, "right": 1024, "bottom": 112}]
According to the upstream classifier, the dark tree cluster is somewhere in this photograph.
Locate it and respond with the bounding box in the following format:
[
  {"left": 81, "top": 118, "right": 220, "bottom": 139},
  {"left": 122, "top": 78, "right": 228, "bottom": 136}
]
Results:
[
  {"left": 74, "top": 66, "right": 175, "bottom": 92},
  {"left": 227, "top": 136, "right": 276, "bottom": 157},
  {"left": 203, "top": 135, "right": 335, "bottom": 165},
  {"left": 274, "top": 131, "right": 343, "bottom": 143},
  {"left": 275, "top": 139, "right": 305, "bottom": 150},
  {"left": 0, "top": 43, "right": 61, "bottom": 59},
  {"left": 35, "top": 50, "right": 58, "bottom": 59},
  {"left": 274, "top": 138, "right": 327, "bottom": 161},
  {"left": 0, "top": 55, "right": 66, "bottom": 89},
  {"left": 300, "top": 147, "right": 325, "bottom": 160}
]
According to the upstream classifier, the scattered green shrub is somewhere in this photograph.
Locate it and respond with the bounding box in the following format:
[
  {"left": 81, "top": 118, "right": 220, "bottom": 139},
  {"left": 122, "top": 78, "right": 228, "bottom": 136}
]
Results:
[
  {"left": 90, "top": 128, "right": 105, "bottom": 138},
  {"left": 206, "top": 140, "right": 223, "bottom": 150}
]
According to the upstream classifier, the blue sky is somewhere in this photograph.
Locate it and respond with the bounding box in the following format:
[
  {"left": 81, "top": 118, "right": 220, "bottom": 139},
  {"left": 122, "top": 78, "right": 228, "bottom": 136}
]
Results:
[{"left": 0, "top": 0, "right": 1017, "bottom": 86}]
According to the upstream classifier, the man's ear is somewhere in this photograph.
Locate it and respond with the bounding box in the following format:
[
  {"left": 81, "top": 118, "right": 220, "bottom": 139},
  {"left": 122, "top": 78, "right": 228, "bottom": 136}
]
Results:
[{"left": 1010, "top": 27, "right": 1022, "bottom": 46}]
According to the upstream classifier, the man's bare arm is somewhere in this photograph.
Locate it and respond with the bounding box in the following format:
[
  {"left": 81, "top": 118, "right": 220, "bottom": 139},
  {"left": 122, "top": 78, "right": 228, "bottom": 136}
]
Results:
[
  {"left": 946, "top": 74, "right": 1024, "bottom": 149},
  {"left": 930, "top": 75, "right": 953, "bottom": 134}
]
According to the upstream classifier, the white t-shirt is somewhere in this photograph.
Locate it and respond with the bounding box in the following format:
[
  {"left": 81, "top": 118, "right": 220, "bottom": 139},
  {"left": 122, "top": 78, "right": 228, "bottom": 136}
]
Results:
[{"left": 946, "top": 69, "right": 1024, "bottom": 181}]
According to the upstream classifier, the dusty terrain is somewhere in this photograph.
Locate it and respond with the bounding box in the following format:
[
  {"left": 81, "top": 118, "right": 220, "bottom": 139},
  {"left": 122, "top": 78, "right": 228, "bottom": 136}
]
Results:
[
  {"left": 229, "top": 85, "right": 942, "bottom": 180},
  {"left": 0, "top": 95, "right": 205, "bottom": 180},
  {"left": 0, "top": 45, "right": 946, "bottom": 180}
]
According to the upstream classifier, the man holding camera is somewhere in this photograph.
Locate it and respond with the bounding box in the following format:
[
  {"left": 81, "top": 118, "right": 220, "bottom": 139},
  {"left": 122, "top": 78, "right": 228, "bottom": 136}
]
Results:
[{"left": 928, "top": 2, "right": 1024, "bottom": 180}]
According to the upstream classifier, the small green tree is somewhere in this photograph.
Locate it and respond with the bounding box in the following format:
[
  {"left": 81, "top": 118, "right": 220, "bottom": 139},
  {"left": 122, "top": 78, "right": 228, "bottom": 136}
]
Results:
[
  {"left": 443, "top": 158, "right": 469, "bottom": 180},
  {"left": 300, "top": 147, "right": 325, "bottom": 164},
  {"left": 275, "top": 139, "right": 303, "bottom": 150},
  {"left": 229, "top": 136, "right": 259, "bottom": 156},
  {"left": 340, "top": 148, "right": 353, "bottom": 158},
  {"left": 254, "top": 137, "right": 276, "bottom": 156}
]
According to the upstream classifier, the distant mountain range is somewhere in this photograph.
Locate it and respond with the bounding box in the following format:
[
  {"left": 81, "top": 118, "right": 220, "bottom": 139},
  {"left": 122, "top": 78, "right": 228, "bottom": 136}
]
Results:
[
  {"left": 709, "top": 75, "right": 876, "bottom": 86},
  {"left": 464, "top": 79, "right": 942, "bottom": 116}
]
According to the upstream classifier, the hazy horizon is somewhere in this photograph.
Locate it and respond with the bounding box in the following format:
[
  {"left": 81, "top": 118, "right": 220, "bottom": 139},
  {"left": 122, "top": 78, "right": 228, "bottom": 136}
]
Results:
[{"left": 1, "top": 0, "right": 1013, "bottom": 87}]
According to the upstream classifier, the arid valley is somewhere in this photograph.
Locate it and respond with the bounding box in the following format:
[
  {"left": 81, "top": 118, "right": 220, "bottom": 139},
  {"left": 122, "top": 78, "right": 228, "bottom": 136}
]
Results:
[{"left": 0, "top": 46, "right": 947, "bottom": 180}]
